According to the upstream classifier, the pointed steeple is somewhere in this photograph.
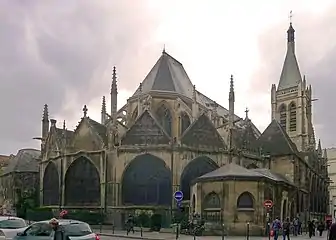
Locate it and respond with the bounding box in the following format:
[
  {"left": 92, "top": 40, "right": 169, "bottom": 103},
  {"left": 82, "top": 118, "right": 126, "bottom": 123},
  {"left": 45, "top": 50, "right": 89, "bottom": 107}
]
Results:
[
  {"left": 317, "top": 139, "right": 322, "bottom": 156},
  {"left": 42, "top": 104, "right": 49, "bottom": 140},
  {"left": 277, "top": 14, "right": 302, "bottom": 91},
  {"left": 101, "top": 96, "right": 107, "bottom": 124},
  {"left": 228, "top": 75, "right": 235, "bottom": 128},
  {"left": 323, "top": 148, "right": 328, "bottom": 159},
  {"left": 111, "top": 66, "right": 118, "bottom": 123}
]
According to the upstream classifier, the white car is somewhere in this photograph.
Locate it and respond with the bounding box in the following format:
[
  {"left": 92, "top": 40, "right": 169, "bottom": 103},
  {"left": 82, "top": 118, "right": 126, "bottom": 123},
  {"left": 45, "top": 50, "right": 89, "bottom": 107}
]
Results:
[{"left": 0, "top": 216, "right": 28, "bottom": 240}]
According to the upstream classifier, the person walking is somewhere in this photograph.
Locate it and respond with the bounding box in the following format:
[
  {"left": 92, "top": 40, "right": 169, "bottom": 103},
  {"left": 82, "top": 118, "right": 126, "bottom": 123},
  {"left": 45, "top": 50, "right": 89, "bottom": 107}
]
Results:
[
  {"left": 308, "top": 220, "right": 315, "bottom": 238},
  {"left": 282, "top": 218, "right": 291, "bottom": 240},
  {"left": 317, "top": 221, "right": 324, "bottom": 237},
  {"left": 293, "top": 217, "right": 299, "bottom": 236},
  {"left": 272, "top": 217, "right": 282, "bottom": 240},
  {"left": 125, "top": 214, "right": 135, "bottom": 235}
]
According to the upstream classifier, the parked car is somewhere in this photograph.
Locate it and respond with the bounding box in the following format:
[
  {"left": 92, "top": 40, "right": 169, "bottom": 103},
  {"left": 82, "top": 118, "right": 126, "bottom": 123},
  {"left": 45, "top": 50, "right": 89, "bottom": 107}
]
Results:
[
  {"left": 0, "top": 216, "right": 27, "bottom": 240},
  {"left": 12, "top": 219, "right": 99, "bottom": 240}
]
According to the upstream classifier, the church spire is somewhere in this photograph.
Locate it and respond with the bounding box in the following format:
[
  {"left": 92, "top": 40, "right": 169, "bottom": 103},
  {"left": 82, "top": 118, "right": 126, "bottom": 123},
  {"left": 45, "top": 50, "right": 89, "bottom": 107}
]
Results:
[
  {"left": 229, "top": 75, "right": 235, "bottom": 128},
  {"left": 101, "top": 96, "right": 107, "bottom": 124},
  {"left": 111, "top": 66, "right": 118, "bottom": 123},
  {"left": 277, "top": 11, "right": 302, "bottom": 90},
  {"left": 42, "top": 104, "right": 49, "bottom": 140}
]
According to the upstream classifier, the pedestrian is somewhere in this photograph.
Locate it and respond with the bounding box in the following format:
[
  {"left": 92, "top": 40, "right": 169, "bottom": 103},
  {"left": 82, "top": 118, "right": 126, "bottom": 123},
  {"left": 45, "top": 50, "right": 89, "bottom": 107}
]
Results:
[
  {"left": 293, "top": 217, "right": 299, "bottom": 236},
  {"left": 272, "top": 217, "right": 282, "bottom": 240},
  {"left": 49, "top": 218, "right": 63, "bottom": 240},
  {"left": 308, "top": 220, "right": 315, "bottom": 238},
  {"left": 282, "top": 217, "right": 291, "bottom": 240},
  {"left": 125, "top": 214, "right": 135, "bottom": 235},
  {"left": 317, "top": 221, "right": 324, "bottom": 237},
  {"left": 329, "top": 221, "right": 336, "bottom": 240}
]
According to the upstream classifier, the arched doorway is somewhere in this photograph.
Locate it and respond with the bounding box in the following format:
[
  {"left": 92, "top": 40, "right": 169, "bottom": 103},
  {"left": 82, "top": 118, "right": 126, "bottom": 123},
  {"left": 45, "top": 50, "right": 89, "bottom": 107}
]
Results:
[
  {"left": 121, "top": 154, "right": 172, "bottom": 206},
  {"left": 64, "top": 157, "right": 100, "bottom": 206},
  {"left": 43, "top": 162, "right": 59, "bottom": 206},
  {"left": 180, "top": 156, "right": 219, "bottom": 200}
]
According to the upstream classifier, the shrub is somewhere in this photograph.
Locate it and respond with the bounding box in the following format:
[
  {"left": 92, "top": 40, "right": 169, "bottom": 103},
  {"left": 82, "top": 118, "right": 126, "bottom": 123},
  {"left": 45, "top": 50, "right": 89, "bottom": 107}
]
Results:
[
  {"left": 136, "top": 212, "right": 151, "bottom": 228},
  {"left": 150, "top": 213, "right": 162, "bottom": 232},
  {"left": 26, "top": 207, "right": 54, "bottom": 221},
  {"left": 66, "top": 210, "right": 105, "bottom": 225}
]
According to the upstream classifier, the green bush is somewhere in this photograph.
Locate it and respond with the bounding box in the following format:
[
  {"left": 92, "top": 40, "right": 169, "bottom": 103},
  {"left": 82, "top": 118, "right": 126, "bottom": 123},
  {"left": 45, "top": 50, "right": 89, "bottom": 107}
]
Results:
[
  {"left": 136, "top": 212, "right": 151, "bottom": 228},
  {"left": 150, "top": 213, "right": 162, "bottom": 232},
  {"left": 66, "top": 210, "right": 105, "bottom": 225},
  {"left": 26, "top": 207, "right": 54, "bottom": 221}
]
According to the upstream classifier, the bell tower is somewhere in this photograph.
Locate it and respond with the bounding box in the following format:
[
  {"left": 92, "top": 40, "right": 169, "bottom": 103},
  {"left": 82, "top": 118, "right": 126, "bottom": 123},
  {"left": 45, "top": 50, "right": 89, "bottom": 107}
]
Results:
[{"left": 271, "top": 19, "right": 314, "bottom": 151}]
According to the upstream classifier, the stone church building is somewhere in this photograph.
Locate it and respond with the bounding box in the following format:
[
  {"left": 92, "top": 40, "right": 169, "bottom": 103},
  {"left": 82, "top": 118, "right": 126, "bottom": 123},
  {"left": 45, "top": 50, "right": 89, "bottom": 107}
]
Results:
[{"left": 39, "top": 22, "right": 329, "bottom": 234}]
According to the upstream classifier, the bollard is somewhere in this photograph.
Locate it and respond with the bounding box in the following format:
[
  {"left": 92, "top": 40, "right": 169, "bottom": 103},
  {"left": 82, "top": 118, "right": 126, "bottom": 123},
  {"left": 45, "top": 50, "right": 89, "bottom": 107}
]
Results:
[
  {"left": 175, "top": 223, "right": 179, "bottom": 239},
  {"left": 193, "top": 226, "right": 196, "bottom": 240},
  {"left": 267, "top": 222, "right": 271, "bottom": 240},
  {"left": 112, "top": 223, "right": 115, "bottom": 234},
  {"left": 222, "top": 223, "right": 225, "bottom": 240},
  {"left": 99, "top": 222, "right": 102, "bottom": 233},
  {"left": 140, "top": 225, "right": 143, "bottom": 237},
  {"left": 246, "top": 222, "right": 250, "bottom": 240}
]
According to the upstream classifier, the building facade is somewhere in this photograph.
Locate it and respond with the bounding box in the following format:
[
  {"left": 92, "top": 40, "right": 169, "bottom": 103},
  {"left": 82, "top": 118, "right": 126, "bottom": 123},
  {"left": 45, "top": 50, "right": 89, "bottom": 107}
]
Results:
[
  {"left": 39, "top": 22, "right": 329, "bottom": 234},
  {"left": 327, "top": 148, "right": 336, "bottom": 218}
]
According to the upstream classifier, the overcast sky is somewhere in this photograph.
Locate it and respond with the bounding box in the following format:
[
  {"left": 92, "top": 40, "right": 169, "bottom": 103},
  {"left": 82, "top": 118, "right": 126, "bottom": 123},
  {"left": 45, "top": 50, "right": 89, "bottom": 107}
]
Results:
[{"left": 0, "top": 0, "right": 335, "bottom": 155}]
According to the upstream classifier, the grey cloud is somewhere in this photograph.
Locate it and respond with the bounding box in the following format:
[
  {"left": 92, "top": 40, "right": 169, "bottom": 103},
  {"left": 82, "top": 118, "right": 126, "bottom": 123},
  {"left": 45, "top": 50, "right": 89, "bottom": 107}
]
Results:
[
  {"left": 0, "top": 0, "right": 160, "bottom": 154},
  {"left": 249, "top": 6, "right": 336, "bottom": 147}
]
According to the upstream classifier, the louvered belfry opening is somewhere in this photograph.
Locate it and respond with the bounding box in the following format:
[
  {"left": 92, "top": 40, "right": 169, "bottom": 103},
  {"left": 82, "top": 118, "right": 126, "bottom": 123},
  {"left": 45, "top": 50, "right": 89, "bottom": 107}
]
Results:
[
  {"left": 64, "top": 157, "right": 100, "bottom": 206},
  {"left": 279, "top": 104, "right": 287, "bottom": 130},
  {"left": 121, "top": 154, "right": 172, "bottom": 206}
]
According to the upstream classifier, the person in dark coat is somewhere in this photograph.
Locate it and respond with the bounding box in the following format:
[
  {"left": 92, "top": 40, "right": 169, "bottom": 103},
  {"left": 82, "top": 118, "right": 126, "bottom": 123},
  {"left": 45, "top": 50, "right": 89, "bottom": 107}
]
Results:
[
  {"left": 329, "top": 222, "right": 336, "bottom": 240},
  {"left": 317, "top": 221, "right": 324, "bottom": 237},
  {"left": 308, "top": 220, "right": 315, "bottom": 239}
]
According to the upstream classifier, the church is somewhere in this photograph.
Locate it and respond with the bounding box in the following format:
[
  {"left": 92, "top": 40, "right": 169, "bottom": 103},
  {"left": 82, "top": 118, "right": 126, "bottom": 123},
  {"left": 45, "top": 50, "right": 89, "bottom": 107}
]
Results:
[{"left": 39, "top": 21, "right": 329, "bottom": 234}]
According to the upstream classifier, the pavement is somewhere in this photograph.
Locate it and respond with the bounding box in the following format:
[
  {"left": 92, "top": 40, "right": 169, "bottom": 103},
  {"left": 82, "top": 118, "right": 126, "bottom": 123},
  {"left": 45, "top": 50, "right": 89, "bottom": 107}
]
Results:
[{"left": 93, "top": 228, "right": 329, "bottom": 239}]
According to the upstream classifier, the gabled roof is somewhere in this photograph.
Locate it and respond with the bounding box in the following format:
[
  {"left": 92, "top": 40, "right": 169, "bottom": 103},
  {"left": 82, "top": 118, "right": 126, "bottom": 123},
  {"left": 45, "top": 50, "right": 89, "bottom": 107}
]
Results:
[
  {"left": 132, "top": 51, "right": 194, "bottom": 98},
  {"left": 252, "top": 168, "right": 295, "bottom": 186},
  {"left": 277, "top": 24, "right": 302, "bottom": 90},
  {"left": 181, "top": 113, "right": 226, "bottom": 149},
  {"left": 253, "top": 119, "right": 298, "bottom": 156},
  {"left": 121, "top": 110, "right": 171, "bottom": 145},
  {"left": 87, "top": 118, "right": 107, "bottom": 145},
  {"left": 2, "top": 149, "right": 40, "bottom": 176},
  {"left": 196, "top": 163, "right": 264, "bottom": 182}
]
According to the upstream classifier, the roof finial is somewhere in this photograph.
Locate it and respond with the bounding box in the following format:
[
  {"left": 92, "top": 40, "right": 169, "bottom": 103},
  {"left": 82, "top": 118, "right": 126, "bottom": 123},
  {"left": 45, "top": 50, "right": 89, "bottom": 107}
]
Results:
[
  {"left": 63, "top": 120, "right": 66, "bottom": 130},
  {"left": 42, "top": 104, "right": 49, "bottom": 121},
  {"left": 289, "top": 10, "right": 293, "bottom": 24},
  {"left": 139, "top": 83, "right": 143, "bottom": 93},
  {"left": 230, "top": 75, "right": 234, "bottom": 92},
  {"left": 245, "top": 107, "right": 249, "bottom": 119},
  {"left": 83, "top": 105, "right": 88, "bottom": 117},
  {"left": 162, "top": 44, "right": 166, "bottom": 54}
]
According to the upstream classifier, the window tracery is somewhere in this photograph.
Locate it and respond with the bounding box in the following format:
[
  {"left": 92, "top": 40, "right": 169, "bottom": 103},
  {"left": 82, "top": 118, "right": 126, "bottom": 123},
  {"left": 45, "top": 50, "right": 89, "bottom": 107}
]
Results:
[
  {"left": 156, "top": 104, "right": 172, "bottom": 136},
  {"left": 237, "top": 191, "right": 254, "bottom": 209},
  {"left": 180, "top": 112, "right": 190, "bottom": 135}
]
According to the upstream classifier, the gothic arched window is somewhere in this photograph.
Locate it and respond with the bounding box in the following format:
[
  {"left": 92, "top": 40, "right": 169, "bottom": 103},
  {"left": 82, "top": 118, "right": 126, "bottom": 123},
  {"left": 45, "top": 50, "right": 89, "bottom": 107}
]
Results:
[
  {"left": 180, "top": 112, "right": 190, "bottom": 135},
  {"left": 132, "top": 108, "right": 138, "bottom": 121},
  {"left": 203, "top": 192, "right": 221, "bottom": 209},
  {"left": 156, "top": 104, "right": 172, "bottom": 136},
  {"left": 289, "top": 102, "right": 297, "bottom": 132},
  {"left": 237, "top": 191, "right": 254, "bottom": 209},
  {"left": 279, "top": 104, "right": 287, "bottom": 130}
]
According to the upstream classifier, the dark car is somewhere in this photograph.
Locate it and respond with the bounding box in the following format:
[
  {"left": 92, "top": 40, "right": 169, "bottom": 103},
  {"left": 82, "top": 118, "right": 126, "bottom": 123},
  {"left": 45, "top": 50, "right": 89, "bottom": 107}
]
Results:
[{"left": 13, "top": 219, "right": 99, "bottom": 240}]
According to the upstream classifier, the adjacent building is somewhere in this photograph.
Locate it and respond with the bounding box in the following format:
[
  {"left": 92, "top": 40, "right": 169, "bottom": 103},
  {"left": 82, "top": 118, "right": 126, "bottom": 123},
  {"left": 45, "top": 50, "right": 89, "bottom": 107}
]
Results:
[
  {"left": 39, "top": 21, "right": 329, "bottom": 234},
  {"left": 327, "top": 148, "right": 336, "bottom": 217}
]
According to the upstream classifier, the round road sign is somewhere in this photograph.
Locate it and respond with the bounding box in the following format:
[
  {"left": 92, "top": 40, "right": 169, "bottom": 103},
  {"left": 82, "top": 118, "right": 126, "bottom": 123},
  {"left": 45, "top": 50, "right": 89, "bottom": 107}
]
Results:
[
  {"left": 263, "top": 200, "right": 273, "bottom": 209},
  {"left": 174, "top": 191, "right": 183, "bottom": 202}
]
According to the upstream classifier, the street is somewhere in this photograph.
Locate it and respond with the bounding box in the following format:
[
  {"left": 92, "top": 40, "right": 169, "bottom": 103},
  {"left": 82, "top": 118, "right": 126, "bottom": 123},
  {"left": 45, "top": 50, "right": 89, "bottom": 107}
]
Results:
[{"left": 96, "top": 230, "right": 329, "bottom": 240}]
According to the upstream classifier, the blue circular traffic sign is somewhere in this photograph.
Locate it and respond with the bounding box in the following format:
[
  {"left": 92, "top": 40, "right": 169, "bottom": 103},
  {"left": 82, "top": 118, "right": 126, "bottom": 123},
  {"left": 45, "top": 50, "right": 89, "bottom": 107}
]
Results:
[{"left": 174, "top": 191, "right": 183, "bottom": 201}]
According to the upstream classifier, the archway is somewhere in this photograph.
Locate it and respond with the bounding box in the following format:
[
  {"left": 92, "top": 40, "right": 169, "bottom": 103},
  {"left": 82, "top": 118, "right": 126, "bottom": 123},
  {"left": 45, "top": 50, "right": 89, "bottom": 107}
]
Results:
[
  {"left": 121, "top": 154, "right": 172, "bottom": 206},
  {"left": 237, "top": 192, "right": 254, "bottom": 209},
  {"left": 202, "top": 192, "right": 221, "bottom": 222},
  {"left": 180, "top": 156, "right": 219, "bottom": 200},
  {"left": 43, "top": 162, "right": 59, "bottom": 206},
  {"left": 282, "top": 199, "right": 288, "bottom": 220},
  {"left": 64, "top": 157, "right": 100, "bottom": 206}
]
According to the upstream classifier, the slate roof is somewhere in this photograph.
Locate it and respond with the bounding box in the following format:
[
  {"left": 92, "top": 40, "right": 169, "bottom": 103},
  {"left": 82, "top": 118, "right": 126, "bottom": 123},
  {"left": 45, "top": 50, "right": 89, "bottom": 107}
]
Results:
[
  {"left": 253, "top": 119, "right": 298, "bottom": 156},
  {"left": 252, "top": 168, "right": 295, "bottom": 186},
  {"left": 196, "top": 163, "right": 265, "bottom": 182},
  {"left": 277, "top": 24, "right": 302, "bottom": 90},
  {"left": 1, "top": 149, "right": 40, "bottom": 176},
  {"left": 130, "top": 51, "right": 261, "bottom": 137},
  {"left": 54, "top": 128, "right": 74, "bottom": 146},
  {"left": 132, "top": 51, "right": 194, "bottom": 98},
  {"left": 231, "top": 120, "right": 257, "bottom": 149}
]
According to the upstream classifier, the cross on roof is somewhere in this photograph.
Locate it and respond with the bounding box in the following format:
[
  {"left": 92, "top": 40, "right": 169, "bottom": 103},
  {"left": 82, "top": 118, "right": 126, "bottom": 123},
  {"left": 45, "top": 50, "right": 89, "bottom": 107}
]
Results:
[
  {"left": 83, "top": 105, "right": 88, "bottom": 117},
  {"left": 245, "top": 107, "right": 249, "bottom": 119}
]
